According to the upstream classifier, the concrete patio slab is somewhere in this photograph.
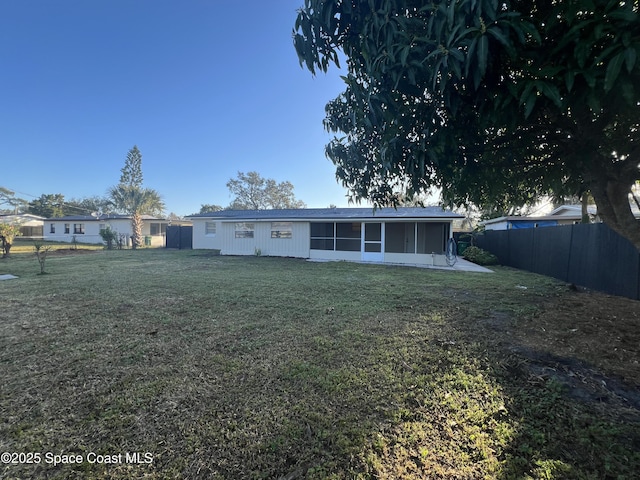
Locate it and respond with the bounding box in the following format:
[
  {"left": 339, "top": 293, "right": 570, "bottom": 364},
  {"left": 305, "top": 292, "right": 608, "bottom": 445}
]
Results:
[{"left": 307, "top": 257, "right": 493, "bottom": 273}]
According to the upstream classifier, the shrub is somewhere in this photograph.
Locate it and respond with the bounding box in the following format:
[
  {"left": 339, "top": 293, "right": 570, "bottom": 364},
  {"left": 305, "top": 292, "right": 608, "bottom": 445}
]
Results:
[
  {"left": 99, "top": 227, "right": 118, "bottom": 250},
  {"left": 462, "top": 246, "right": 499, "bottom": 265},
  {"left": 33, "top": 241, "right": 53, "bottom": 274},
  {"left": 0, "top": 223, "right": 22, "bottom": 257}
]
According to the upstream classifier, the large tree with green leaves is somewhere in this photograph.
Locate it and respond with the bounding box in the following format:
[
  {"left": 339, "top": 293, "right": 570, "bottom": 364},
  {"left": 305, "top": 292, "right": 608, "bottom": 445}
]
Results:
[
  {"left": 226, "top": 171, "right": 307, "bottom": 209},
  {"left": 66, "top": 196, "right": 114, "bottom": 216},
  {"left": 198, "top": 204, "right": 224, "bottom": 214},
  {"left": 109, "top": 146, "right": 164, "bottom": 248},
  {"left": 119, "top": 145, "right": 144, "bottom": 188},
  {"left": 27, "top": 193, "right": 66, "bottom": 218},
  {"left": 294, "top": 0, "right": 640, "bottom": 249}
]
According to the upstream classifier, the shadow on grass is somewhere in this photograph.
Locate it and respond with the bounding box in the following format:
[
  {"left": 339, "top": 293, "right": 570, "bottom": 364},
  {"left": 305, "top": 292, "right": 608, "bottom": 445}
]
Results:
[{"left": 255, "top": 305, "right": 640, "bottom": 479}]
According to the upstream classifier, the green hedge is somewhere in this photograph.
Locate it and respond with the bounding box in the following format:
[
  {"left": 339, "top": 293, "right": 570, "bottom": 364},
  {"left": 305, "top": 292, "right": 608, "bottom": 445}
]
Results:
[{"left": 462, "top": 245, "right": 499, "bottom": 265}]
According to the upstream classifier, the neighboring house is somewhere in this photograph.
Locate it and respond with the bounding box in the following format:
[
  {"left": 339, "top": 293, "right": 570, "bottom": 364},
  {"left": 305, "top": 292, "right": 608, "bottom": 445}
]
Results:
[
  {"left": 548, "top": 204, "right": 599, "bottom": 221},
  {"left": 0, "top": 214, "right": 45, "bottom": 238},
  {"left": 44, "top": 214, "right": 170, "bottom": 246},
  {"left": 481, "top": 204, "right": 599, "bottom": 231},
  {"left": 187, "top": 207, "right": 463, "bottom": 267}
]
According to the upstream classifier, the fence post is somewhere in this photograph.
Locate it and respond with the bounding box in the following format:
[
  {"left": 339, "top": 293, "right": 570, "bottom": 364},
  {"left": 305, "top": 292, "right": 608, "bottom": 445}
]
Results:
[{"left": 565, "top": 225, "right": 574, "bottom": 283}]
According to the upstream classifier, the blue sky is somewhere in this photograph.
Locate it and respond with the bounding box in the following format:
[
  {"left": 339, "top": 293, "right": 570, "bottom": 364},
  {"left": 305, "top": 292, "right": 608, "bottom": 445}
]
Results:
[{"left": 0, "top": 0, "right": 352, "bottom": 216}]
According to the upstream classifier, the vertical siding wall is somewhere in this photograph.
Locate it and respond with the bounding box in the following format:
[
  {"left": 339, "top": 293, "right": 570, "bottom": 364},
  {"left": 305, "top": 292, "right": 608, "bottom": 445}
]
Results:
[
  {"left": 193, "top": 221, "right": 310, "bottom": 258},
  {"left": 475, "top": 223, "right": 640, "bottom": 300}
]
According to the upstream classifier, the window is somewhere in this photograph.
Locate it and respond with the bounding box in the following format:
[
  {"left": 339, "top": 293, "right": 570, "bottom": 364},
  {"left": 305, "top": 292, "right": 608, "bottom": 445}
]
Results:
[
  {"left": 64, "top": 224, "right": 70, "bottom": 234},
  {"left": 50, "top": 223, "right": 55, "bottom": 234},
  {"left": 150, "top": 223, "right": 167, "bottom": 236},
  {"left": 271, "top": 222, "right": 292, "bottom": 238},
  {"left": 205, "top": 222, "right": 217, "bottom": 236},
  {"left": 416, "top": 223, "right": 445, "bottom": 253},
  {"left": 235, "top": 223, "right": 254, "bottom": 238},
  {"left": 385, "top": 222, "right": 446, "bottom": 254},
  {"left": 335, "top": 222, "right": 360, "bottom": 251},
  {"left": 73, "top": 223, "right": 85, "bottom": 234},
  {"left": 310, "top": 222, "right": 335, "bottom": 250},
  {"left": 99, "top": 223, "right": 106, "bottom": 233},
  {"left": 310, "top": 222, "right": 360, "bottom": 251},
  {"left": 385, "top": 222, "right": 415, "bottom": 253}
]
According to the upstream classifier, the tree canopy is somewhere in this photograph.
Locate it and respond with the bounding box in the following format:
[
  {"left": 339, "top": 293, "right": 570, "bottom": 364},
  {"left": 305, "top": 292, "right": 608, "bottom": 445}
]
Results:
[
  {"left": 119, "top": 145, "right": 144, "bottom": 188},
  {"left": 0, "top": 187, "right": 27, "bottom": 214},
  {"left": 108, "top": 184, "right": 164, "bottom": 218},
  {"left": 66, "top": 196, "right": 114, "bottom": 216},
  {"left": 226, "top": 171, "right": 306, "bottom": 210},
  {"left": 27, "top": 193, "right": 66, "bottom": 218},
  {"left": 294, "top": 0, "right": 640, "bottom": 249},
  {"left": 199, "top": 204, "right": 224, "bottom": 214}
]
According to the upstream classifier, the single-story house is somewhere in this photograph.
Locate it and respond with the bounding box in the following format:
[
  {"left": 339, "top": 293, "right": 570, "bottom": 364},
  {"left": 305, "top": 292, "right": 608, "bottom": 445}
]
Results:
[
  {"left": 0, "top": 214, "right": 45, "bottom": 238},
  {"left": 187, "top": 207, "right": 463, "bottom": 266},
  {"left": 43, "top": 214, "right": 170, "bottom": 247}
]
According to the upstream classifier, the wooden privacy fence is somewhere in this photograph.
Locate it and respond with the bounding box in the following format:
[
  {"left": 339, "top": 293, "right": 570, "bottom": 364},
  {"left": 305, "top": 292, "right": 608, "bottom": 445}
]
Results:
[
  {"left": 474, "top": 223, "right": 640, "bottom": 301},
  {"left": 165, "top": 225, "right": 193, "bottom": 249}
]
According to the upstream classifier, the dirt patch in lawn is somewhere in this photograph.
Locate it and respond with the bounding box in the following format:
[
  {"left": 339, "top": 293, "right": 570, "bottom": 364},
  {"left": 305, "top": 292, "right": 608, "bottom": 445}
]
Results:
[{"left": 468, "top": 286, "right": 640, "bottom": 414}]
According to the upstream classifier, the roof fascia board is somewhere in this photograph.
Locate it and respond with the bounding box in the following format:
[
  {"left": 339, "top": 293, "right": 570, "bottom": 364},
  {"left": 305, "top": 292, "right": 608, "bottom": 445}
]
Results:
[{"left": 209, "top": 217, "right": 460, "bottom": 223}]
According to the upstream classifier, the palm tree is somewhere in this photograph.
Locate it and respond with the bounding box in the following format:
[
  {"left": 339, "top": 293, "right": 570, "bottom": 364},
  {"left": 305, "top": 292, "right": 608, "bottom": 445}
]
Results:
[{"left": 108, "top": 185, "right": 165, "bottom": 249}]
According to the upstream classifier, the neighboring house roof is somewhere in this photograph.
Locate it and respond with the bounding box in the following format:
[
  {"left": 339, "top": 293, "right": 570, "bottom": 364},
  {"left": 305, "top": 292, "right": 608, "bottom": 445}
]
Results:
[
  {"left": 187, "top": 207, "right": 463, "bottom": 221},
  {"left": 548, "top": 203, "right": 640, "bottom": 219},
  {"left": 481, "top": 206, "right": 592, "bottom": 227},
  {"left": 46, "top": 214, "right": 166, "bottom": 221},
  {"left": 0, "top": 213, "right": 46, "bottom": 222},
  {"left": 548, "top": 205, "right": 597, "bottom": 217},
  {"left": 480, "top": 215, "right": 561, "bottom": 226}
]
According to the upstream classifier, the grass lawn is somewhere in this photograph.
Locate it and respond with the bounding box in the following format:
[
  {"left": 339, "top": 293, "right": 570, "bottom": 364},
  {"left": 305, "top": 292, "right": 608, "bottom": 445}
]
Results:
[
  {"left": 1, "top": 249, "right": 638, "bottom": 479},
  {"left": 8, "top": 238, "right": 106, "bottom": 254}
]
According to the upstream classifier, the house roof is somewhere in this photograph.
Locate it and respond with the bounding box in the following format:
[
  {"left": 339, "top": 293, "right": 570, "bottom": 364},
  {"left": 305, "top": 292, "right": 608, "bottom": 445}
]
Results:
[
  {"left": 188, "top": 207, "right": 463, "bottom": 221},
  {"left": 549, "top": 205, "right": 597, "bottom": 216},
  {"left": 0, "top": 213, "right": 46, "bottom": 222},
  {"left": 47, "top": 214, "right": 166, "bottom": 221}
]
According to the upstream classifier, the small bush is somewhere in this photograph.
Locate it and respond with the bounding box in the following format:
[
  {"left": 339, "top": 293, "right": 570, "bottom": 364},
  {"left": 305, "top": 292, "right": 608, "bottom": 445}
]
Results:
[
  {"left": 33, "top": 241, "right": 53, "bottom": 274},
  {"left": 99, "top": 227, "right": 118, "bottom": 250},
  {"left": 462, "top": 246, "right": 499, "bottom": 265}
]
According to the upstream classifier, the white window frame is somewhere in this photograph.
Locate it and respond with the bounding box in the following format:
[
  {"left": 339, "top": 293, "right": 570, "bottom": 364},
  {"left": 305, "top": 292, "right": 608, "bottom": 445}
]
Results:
[
  {"left": 205, "top": 221, "right": 217, "bottom": 236},
  {"left": 150, "top": 223, "right": 166, "bottom": 236},
  {"left": 234, "top": 223, "right": 254, "bottom": 239},
  {"left": 271, "top": 222, "right": 292, "bottom": 239}
]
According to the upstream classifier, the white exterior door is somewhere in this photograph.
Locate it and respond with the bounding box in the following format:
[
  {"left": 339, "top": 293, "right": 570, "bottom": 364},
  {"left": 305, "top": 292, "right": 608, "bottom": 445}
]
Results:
[{"left": 361, "top": 222, "right": 384, "bottom": 262}]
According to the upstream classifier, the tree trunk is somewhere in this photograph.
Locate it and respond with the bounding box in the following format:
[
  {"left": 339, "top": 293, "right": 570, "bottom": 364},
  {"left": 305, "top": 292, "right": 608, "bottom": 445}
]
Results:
[
  {"left": 581, "top": 191, "right": 590, "bottom": 224},
  {"left": 589, "top": 175, "right": 640, "bottom": 251},
  {"left": 131, "top": 213, "right": 143, "bottom": 249},
  {"left": 0, "top": 237, "right": 9, "bottom": 258}
]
